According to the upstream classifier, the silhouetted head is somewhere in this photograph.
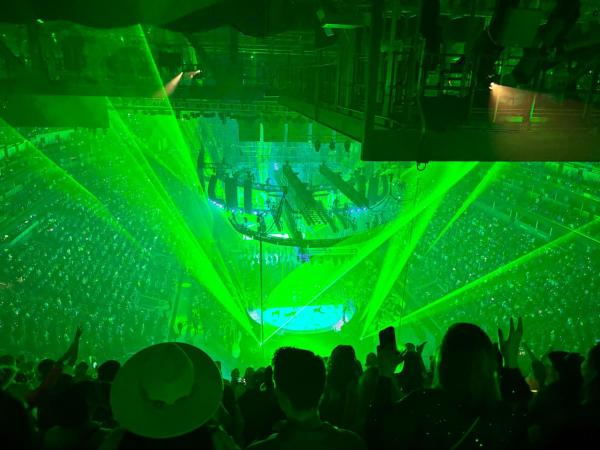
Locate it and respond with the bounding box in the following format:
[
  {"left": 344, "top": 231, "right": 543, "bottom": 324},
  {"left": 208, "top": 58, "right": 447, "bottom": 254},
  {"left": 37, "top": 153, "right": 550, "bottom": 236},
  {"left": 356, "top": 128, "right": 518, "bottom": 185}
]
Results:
[
  {"left": 549, "top": 351, "right": 584, "bottom": 383},
  {"left": 37, "top": 358, "right": 55, "bottom": 381},
  {"left": 244, "top": 367, "right": 255, "bottom": 381},
  {"left": 583, "top": 343, "right": 600, "bottom": 406},
  {"left": 436, "top": 323, "right": 500, "bottom": 413},
  {"left": 97, "top": 360, "right": 121, "bottom": 383},
  {"left": 0, "top": 390, "right": 34, "bottom": 449},
  {"left": 273, "top": 347, "right": 326, "bottom": 416},
  {"left": 548, "top": 350, "right": 584, "bottom": 402},
  {"left": 248, "top": 367, "right": 265, "bottom": 389},
  {"left": 327, "top": 345, "right": 358, "bottom": 390},
  {"left": 231, "top": 368, "right": 240, "bottom": 381},
  {"left": 365, "top": 352, "right": 377, "bottom": 369},
  {"left": 75, "top": 361, "right": 89, "bottom": 379},
  {"left": 584, "top": 344, "right": 600, "bottom": 382},
  {"left": 399, "top": 351, "right": 425, "bottom": 393}
]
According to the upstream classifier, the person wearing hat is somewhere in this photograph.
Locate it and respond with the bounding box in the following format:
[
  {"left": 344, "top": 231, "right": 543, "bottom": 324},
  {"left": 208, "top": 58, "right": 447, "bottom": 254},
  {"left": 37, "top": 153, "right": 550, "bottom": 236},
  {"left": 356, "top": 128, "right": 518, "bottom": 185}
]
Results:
[{"left": 102, "top": 342, "right": 239, "bottom": 450}]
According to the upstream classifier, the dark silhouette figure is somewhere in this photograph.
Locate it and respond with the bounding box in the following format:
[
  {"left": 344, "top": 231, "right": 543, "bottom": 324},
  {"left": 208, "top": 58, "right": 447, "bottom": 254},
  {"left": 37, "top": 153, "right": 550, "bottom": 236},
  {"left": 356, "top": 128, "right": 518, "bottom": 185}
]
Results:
[
  {"left": 320, "top": 345, "right": 360, "bottom": 430},
  {"left": 370, "top": 321, "right": 528, "bottom": 449},
  {"left": 247, "top": 347, "right": 365, "bottom": 450},
  {"left": 0, "top": 390, "right": 36, "bottom": 450},
  {"left": 43, "top": 382, "right": 106, "bottom": 450},
  {"left": 395, "top": 349, "right": 426, "bottom": 395},
  {"left": 529, "top": 350, "right": 585, "bottom": 448}
]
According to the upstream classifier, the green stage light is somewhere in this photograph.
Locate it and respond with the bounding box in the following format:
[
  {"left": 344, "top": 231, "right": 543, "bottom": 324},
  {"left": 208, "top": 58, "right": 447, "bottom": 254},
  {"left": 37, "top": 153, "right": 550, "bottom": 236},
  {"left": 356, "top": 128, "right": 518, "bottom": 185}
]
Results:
[
  {"left": 3, "top": 22, "right": 599, "bottom": 369},
  {"left": 249, "top": 303, "right": 356, "bottom": 333},
  {"left": 262, "top": 163, "right": 478, "bottom": 343}
]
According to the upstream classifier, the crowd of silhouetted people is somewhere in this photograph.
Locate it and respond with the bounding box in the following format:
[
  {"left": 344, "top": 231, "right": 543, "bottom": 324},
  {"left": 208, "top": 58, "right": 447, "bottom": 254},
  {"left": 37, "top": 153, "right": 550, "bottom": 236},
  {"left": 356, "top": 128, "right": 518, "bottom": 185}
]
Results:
[{"left": 1, "top": 317, "right": 599, "bottom": 450}]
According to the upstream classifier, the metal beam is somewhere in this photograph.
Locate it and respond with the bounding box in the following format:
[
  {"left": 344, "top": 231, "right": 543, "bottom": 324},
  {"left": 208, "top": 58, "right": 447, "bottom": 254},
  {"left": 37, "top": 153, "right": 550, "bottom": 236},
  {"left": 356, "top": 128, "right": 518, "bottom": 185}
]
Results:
[
  {"left": 362, "top": 0, "right": 385, "bottom": 153},
  {"left": 363, "top": 127, "right": 600, "bottom": 161},
  {"left": 319, "top": 164, "right": 369, "bottom": 207},
  {"left": 279, "top": 95, "right": 364, "bottom": 141},
  {"left": 280, "top": 96, "right": 600, "bottom": 161}
]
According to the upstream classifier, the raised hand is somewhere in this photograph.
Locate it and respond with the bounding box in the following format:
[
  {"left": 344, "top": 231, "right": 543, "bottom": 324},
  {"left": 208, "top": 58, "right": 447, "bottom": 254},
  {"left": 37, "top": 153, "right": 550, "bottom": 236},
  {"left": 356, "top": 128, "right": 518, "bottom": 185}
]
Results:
[
  {"left": 59, "top": 326, "right": 84, "bottom": 365},
  {"left": 523, "top": 341, "right": 547, "bottom": 387},
  {"left": 523, "top": 342, "right": 537, "bottom": 362},
  {"left": 498, "top": 317, "right": 523, "bottom": 369}
]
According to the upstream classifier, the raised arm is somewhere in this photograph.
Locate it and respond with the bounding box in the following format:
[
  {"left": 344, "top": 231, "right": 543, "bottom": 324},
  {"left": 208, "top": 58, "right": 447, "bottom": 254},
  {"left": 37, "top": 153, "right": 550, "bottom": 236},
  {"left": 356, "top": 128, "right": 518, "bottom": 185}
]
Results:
[
  {"left": 498, "top": 317, "right": 532, "bottom": 409},
  {"left": 523, "top": 342, "right": 547, "bottom": 389},
  {"left": 57, "top": 326, "right": 83, "bottom": 366}
]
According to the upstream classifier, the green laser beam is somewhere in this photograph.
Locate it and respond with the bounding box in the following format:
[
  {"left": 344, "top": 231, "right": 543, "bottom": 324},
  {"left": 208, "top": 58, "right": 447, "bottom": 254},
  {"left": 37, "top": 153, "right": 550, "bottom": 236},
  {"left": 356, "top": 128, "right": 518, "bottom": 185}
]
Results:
[
  {"left": 263, "top": 163, "right": 479, "bottom": 340},
  {"left": 87, "top": 109, "right": 255, "bottom": 337},
  {"left": 360, "top": 198, "right": 442, "bottom": 337},
  {"left": 135, "top": 25, "right": 201, "bottom": 189},
  {"left": 0, "top": 120, "right": 141, "bottom": 249},
  {"left": 540, "top": 215, "right": 600, "bottom": 246},
  {"left": 109, "top": 106, "right": 250, "bottom": 313},
  {"left": 399, "top": 216, "right": 600, "bottom": 327},
  {"left": 427, "top": 163, "right": 504, "bottom": 254}
]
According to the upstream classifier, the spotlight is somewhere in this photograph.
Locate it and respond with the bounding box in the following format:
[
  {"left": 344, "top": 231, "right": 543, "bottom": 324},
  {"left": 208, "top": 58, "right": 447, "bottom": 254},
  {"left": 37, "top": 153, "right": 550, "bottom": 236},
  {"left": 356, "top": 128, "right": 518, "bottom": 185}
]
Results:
[
  {"left": 184, "top": 69, "right": 203, "bottom": 80},
  {"left": 155, "top": 72, "right": 183, "bottom": 98}
]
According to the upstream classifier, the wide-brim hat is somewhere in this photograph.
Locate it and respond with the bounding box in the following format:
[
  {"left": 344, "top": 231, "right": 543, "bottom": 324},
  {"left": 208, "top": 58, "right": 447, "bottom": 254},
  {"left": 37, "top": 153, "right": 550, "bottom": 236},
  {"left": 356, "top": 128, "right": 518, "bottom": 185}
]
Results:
[{"left": 110, "top": 342, "right": 223, "bottom": 439}]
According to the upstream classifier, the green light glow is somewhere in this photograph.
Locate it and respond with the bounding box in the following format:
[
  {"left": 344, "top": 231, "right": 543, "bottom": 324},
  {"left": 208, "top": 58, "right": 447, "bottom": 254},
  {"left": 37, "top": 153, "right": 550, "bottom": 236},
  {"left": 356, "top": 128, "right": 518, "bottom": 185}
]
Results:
[
  {"left": 0, "top": 119, "right": 141, "bottom": 247},
  {"left": 249, "top": 303, "right": 355, "bottom": 333},
  {"left": 427, "top": 163, "right": 504, "bottom": 253},
  {"left": 360, "top": 197, "right": 442, "bottom": 337},
  {"left": 263, "top": 163, "right": 478, "bottom": 342},
  {"left": 2, "top": 24, "right": 599, "bottom": 369},
  {"left": 400, "top": 217, "right": 600, "bottom": 327},
  {"left": 106, "top": 112, "right": 255, "bottom": 336}
]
